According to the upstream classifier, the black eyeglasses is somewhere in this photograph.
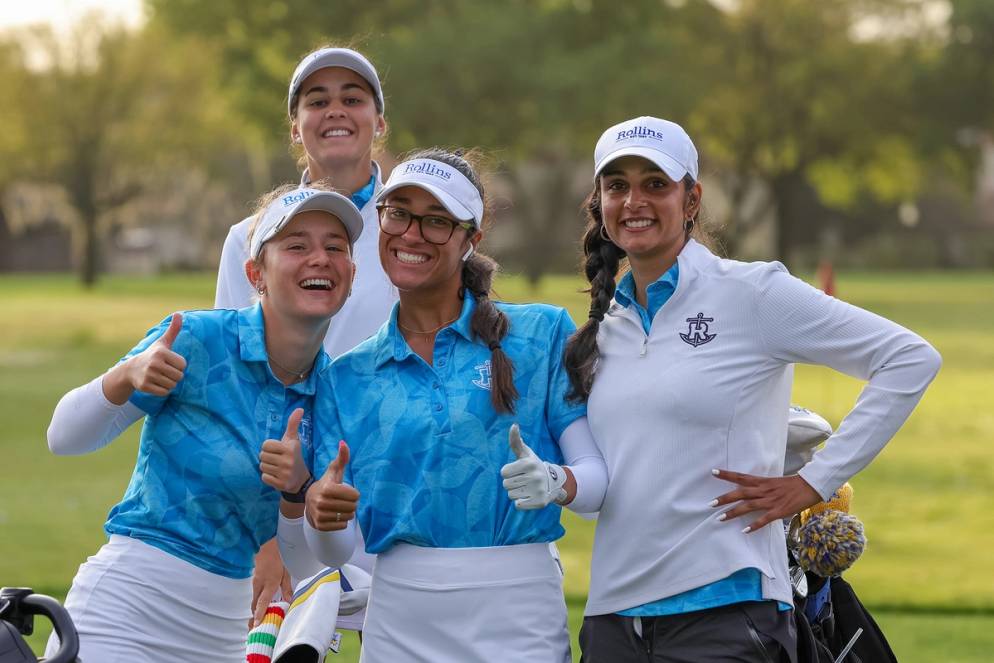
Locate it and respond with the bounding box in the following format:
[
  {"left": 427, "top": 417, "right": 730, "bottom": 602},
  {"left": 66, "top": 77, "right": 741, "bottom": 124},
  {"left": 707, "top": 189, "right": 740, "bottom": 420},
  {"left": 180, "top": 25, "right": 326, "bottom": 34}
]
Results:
[{"left": 377, "top": 205, "right": 475, "bottom": 245}]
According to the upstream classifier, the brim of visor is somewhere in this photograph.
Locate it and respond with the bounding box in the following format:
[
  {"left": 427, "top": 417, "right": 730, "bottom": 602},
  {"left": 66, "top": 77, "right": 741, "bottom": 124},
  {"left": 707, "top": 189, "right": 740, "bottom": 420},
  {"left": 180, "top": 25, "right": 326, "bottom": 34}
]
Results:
[
  {"left": 593, "top": 146, "right": 690, "bottom": 183},
  {"left": 375, "top": 181, "right": 480, "bottom": 226},
  {"left": 289, "top": 54, "right": 384, "bottom": 114},
  {"left": 286, "top": 192, "right": 364, "bottom": 246},
  {"left": 252, "top": 192, "right": 363, "bottom": 258}
]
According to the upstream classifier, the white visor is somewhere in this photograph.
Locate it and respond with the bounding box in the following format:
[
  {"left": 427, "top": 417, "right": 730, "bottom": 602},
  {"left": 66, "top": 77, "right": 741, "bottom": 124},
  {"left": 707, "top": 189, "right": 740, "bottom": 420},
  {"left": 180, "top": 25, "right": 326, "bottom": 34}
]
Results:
[
  {"left": 376, "top": 158, "right": 484, "bottom": 228},
  {"left": 250, "top": 188, "right": 363, "bottom": 260},
  {"left": 288, "top": 48, "right": 384, "bottom": 116}
]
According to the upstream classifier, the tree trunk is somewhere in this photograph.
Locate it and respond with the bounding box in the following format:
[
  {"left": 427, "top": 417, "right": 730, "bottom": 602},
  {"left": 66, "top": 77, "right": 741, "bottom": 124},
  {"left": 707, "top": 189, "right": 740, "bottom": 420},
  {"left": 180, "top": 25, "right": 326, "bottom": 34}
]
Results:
[
  {"left": 80, "top": 208, "right": 100, "bottom": 288},
  {"left": 67, "top": 146, "right": 101, "bottom": 288},
  {"left": 770, "top": 169, "right": 806, "bottom": 269},
  {"left": 0, "top": 207, "right": 10, "bottom": 271}
]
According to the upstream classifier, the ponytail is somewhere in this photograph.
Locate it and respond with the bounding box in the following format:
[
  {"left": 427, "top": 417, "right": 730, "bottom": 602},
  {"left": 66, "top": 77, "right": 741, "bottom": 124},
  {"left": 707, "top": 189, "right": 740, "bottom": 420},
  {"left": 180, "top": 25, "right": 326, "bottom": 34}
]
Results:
[{"left": 564, "top": 184, "right": 625, "bottom": 402}]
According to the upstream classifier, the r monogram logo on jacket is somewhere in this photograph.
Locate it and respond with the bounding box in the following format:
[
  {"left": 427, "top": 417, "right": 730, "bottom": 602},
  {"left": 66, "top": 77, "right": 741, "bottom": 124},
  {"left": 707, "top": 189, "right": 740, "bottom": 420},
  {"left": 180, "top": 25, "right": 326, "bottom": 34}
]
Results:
[{"left": 679, "top": 313, "right": 717, "bottom": 347}]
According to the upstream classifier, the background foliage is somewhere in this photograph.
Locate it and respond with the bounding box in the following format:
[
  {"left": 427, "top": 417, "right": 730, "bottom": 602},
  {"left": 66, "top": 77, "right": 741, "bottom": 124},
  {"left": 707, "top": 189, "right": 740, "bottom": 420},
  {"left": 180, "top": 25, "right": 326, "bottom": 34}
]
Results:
[{"left": 2, "top": 0, "right": 994, "bottom": 284}]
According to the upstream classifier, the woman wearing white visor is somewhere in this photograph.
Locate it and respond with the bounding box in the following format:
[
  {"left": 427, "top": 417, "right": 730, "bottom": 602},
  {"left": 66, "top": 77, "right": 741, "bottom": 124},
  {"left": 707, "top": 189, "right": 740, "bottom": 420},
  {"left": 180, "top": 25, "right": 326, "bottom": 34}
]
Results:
[
  {"left": 273, "top": 149, "right": 608, "bottom": 662},
  {"left": 564, "top": 116, "right": 941, "bottom": 661},
  {"left": 45, "top": 186, "right": 362, "bottom": 661},
  {"left": 214, "top": 45, "right": 396, "bottom": 629}
]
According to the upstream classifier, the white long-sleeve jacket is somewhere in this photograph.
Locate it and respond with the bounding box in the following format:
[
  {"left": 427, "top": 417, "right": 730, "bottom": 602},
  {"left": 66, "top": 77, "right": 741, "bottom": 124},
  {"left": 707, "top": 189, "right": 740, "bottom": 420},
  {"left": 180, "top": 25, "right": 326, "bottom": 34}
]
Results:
[{"left": 585, "top": 239, "right": 940, "bottom": 615}]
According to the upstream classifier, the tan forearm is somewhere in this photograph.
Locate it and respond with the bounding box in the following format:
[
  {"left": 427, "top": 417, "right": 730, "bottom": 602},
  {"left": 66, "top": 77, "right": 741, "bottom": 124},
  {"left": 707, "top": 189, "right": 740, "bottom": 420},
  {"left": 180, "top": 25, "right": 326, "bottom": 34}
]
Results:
[{"left": 559, "top": 466, "right": 577, "bottom": 506}]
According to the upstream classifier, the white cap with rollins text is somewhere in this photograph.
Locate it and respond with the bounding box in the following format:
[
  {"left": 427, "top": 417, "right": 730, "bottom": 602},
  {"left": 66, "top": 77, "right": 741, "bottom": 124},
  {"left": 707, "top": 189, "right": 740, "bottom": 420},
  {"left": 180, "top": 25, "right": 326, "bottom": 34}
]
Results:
[
  {"left": 376, "top": 158, "right": 485, "bottom": 228},
  {"left": 250, "top": 188, "right": 363, "bottom": 260},
  {"left": 593, "top": 116, "right": 699, "bottom": 183},
  {"left": 288, "top": 47, "right": 385, "bottom": 116}
]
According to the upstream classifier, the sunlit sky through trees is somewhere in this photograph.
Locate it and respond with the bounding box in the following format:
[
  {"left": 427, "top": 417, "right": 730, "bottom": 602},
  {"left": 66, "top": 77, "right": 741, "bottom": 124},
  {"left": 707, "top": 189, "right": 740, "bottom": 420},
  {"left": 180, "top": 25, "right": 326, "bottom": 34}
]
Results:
[{"left": 0, "top": 0, "right": 143, "bottom": 32}]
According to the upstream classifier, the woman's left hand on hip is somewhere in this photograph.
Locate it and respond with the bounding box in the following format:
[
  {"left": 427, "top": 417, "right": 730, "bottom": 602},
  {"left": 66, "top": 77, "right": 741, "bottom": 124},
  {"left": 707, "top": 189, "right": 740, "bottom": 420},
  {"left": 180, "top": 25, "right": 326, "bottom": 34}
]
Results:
[{"left": 710, "top": 470, "right": 822, "bottom": 533}]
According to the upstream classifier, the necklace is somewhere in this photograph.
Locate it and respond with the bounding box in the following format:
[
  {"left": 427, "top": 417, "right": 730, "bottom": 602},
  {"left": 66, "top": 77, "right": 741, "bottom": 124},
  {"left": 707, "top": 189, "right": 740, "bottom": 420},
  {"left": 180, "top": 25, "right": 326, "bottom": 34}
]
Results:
[
  {"left": 397, "top": 314, "right": 459, "bottom": 337},
  {"left": 268, "top": 354, "right": 312, "bottom": 382}
]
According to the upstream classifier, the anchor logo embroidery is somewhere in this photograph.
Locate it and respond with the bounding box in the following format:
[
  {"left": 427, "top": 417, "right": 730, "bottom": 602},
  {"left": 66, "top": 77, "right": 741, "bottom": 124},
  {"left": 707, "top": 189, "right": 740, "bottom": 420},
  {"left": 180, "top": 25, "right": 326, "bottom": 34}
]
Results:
[
  {"left": 679, "top": 313, "right": 717, "bottom": 347},
  {"left": 472, "top": 360, "right": 492, "bottom": 390}
]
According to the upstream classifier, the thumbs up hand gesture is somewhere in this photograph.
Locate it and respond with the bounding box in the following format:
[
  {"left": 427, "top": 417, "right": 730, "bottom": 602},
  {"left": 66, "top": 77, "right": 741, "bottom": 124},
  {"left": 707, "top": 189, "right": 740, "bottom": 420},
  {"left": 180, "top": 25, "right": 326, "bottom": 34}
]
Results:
[
  {"left": 500, "top": 423, "right": 568, "bottom": 510},
  {"left": 260, "top": 408, "right": 311, "bottom": 493},
  {"left": 125, "top": 312, "right": 188, "bottom": 396},
  {"left": 305, "top": 441, "right": 360, "bottom": 531}
]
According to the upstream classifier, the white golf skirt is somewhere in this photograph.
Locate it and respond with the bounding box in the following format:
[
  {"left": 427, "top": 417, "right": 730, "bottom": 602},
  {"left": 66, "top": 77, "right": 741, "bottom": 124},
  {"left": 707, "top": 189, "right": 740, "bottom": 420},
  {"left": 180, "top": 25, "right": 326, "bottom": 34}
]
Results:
[
  {"left": 45, "top": 535, "right": 251, "bottom": 663},
  {"left": 359, "top": 542, "right": 571, "bottom": 663}
]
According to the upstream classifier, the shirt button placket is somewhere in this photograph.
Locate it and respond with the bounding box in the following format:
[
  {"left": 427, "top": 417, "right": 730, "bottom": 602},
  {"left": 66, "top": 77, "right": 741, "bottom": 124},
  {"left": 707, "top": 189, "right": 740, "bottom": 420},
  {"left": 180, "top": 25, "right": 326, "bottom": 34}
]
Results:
[
  {"left": 268, "top": 385, "right": 284, "bottom": 438},
  {"left": 431, "top": 375, "right": 446, "bottom": 416}
]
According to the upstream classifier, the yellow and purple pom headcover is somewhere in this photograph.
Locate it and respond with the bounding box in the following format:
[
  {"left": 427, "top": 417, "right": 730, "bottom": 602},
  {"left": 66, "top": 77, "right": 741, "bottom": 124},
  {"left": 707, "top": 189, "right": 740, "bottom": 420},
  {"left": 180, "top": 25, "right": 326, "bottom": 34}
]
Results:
[{"left": 795, "top": 482, "right": 866, "bottom": 577}]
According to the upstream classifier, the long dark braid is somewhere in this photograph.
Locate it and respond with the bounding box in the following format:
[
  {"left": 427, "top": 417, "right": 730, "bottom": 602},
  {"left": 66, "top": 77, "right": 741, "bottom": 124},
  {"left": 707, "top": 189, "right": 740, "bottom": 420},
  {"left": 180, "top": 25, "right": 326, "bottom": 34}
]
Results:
[
  {"left": 564, "top": 183, "right": 626, "bottom": 402},
  {"left": 462, "top": 252, "right": 518, "bottom": 413},
  {"left": 408, "top": 147, "right": 519, "bottom": 414}
]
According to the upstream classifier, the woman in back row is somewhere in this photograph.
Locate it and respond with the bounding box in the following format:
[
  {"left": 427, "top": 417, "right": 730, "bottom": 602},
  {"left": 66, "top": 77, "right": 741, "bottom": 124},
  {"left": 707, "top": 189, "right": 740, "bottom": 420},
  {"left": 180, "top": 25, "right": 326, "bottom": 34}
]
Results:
[{"left": 566, "top": 116, "right": 941, "bottom": 661}]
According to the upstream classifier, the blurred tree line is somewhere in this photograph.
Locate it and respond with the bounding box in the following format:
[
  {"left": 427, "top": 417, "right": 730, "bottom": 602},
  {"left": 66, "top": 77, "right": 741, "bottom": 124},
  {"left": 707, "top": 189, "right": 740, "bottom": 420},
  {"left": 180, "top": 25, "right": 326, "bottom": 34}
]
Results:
[{"left": 1, "top": 0, "right": 992, "bottom": 285}]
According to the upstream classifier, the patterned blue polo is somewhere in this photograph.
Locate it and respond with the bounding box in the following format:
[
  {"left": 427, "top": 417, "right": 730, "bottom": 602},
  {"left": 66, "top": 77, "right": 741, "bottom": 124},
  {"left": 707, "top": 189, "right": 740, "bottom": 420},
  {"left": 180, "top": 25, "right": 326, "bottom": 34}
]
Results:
[
  {"left": 105, "top": 304, "right": 325, "bottom": 579},
  {"left": 313, "top": 296, "right": 586, "bottom": 554}
]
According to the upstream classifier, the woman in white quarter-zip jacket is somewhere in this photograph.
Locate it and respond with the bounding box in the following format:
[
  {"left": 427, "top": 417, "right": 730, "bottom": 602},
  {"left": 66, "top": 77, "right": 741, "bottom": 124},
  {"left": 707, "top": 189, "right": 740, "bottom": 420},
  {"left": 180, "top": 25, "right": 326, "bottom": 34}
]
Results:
[{"left": 564, "top": 117, "right": 941, "bottom": 662}]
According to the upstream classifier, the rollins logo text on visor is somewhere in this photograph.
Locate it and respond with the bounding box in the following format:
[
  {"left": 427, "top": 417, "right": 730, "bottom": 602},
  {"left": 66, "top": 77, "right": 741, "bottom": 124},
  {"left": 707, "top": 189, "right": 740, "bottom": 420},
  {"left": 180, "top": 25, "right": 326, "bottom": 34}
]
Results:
[
  {"left": 616, "top": 125, "right": 667, "bottom": 142},
  {"left": 281, "top": 190, "right": 318, "bottom": 206},
  {"left": 403, "top": 161, "right": 452, "bottom": 180}
]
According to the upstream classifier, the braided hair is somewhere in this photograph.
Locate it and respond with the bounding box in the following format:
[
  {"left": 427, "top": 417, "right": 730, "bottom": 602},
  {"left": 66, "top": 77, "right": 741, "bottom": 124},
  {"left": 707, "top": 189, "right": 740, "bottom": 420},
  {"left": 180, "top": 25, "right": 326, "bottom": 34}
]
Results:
[
  {"left": 407, "top": 148, "right": 519, "bottom": 414},
  {"left": 563, "top": 183, "right": 626, "bottom": 401},
  {"left": 565, "top": 172, "right": 709, "bottom": 401}
]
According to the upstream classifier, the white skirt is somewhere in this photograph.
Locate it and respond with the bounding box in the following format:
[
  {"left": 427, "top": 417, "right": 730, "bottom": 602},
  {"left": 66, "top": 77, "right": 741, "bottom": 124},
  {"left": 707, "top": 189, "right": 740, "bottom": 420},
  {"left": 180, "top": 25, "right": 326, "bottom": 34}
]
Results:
[
  {"left": 45, "top": 535, "right": 251, "bottom": 663},
  {"left": 360, "top": 542, "right": 570, "bottom": 663}
]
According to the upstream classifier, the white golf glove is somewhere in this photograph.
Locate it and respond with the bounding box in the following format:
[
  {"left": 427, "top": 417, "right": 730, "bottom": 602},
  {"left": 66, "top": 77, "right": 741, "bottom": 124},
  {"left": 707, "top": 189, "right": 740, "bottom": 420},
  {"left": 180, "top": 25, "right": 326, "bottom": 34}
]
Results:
[{"left": 501, "top": 423, "right": 568, "bottom": 510}]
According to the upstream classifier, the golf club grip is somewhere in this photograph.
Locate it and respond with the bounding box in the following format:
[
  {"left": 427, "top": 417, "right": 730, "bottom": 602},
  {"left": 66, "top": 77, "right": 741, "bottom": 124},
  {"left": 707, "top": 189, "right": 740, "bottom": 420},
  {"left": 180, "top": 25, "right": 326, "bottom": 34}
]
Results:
[{"left": 22, "top": 593, "right": 79, "bottom": 663}]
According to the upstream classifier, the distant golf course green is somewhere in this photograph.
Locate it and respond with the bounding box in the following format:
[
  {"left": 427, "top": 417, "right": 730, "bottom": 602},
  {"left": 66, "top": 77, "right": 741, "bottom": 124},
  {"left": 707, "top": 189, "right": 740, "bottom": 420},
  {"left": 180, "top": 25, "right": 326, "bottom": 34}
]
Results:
[{"left": 3, "top": 271, "right": 991, "bottom": 661}]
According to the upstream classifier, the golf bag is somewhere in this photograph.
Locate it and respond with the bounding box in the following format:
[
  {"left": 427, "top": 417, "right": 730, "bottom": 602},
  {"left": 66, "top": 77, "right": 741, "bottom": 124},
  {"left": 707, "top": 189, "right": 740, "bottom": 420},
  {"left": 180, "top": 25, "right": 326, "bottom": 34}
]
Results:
[
  {"left": 0, "top": 588, "right": 79, "bottom": 663},
  {"left": 785, "top": 407, "right": 899, "bottom": 663},
  {"left": 791, "top": 571, "right": 899, "bottom": 663}
]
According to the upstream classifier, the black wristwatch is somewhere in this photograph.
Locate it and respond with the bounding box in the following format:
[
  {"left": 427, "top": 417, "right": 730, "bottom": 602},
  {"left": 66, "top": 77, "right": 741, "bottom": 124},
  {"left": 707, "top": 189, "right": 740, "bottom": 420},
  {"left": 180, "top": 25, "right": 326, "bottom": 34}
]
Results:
[{"left": 281, "top": 476, "right": 315, "bottom": 503}]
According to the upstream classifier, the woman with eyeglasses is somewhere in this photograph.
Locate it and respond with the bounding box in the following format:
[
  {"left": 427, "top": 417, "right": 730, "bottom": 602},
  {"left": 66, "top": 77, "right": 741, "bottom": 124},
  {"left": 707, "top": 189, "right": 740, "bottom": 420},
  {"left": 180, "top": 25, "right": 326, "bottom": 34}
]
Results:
[{"left": 269, "top": 148, "right": 607, "bottom": 662}]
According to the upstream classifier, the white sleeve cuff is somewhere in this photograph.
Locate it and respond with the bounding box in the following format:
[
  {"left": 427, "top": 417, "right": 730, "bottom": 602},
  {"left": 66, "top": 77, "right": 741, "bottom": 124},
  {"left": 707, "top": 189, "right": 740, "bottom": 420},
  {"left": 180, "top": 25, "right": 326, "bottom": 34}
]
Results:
[
  {"left": 303, "top": 517, "right": 356, "bottom": 569},
  {"left": 47, "top": 375, "right": 144, "bottom": 455},
  {"left": 559, "top": 417, "right": 608, "bottom": 514},
  {"left": 277, "top": 513, "right": 326, "bottom": 584}
]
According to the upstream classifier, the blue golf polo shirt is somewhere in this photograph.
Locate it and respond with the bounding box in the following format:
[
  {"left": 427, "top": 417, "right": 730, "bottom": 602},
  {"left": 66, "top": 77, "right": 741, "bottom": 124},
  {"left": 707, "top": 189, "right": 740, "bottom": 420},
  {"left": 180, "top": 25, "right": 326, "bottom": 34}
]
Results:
[
  {"left": 314, "top": 296, "right": 586, "bottom": 554},
  {"left": 105, "top": 305, "right": 325, "bottom": 579}
]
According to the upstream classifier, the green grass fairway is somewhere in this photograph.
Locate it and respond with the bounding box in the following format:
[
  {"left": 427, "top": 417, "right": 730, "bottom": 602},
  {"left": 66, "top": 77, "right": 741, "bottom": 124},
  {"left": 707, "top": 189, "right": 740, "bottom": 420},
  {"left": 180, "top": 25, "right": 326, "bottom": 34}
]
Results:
[{"left": 3, "top": 270, "right": 992, "bottom": 661}]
